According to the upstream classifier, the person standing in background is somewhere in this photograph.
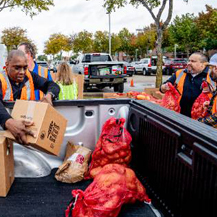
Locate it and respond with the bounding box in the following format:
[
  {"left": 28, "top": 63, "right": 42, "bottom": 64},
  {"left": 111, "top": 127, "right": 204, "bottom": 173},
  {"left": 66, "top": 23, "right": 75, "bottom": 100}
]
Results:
[
  {"left": 198, "top": 53, "right": 217, "bottom": 128},
  {"left": 56, "top": 62, "right": 78, "bottom": 100},
  {"left": 18, "top": 42, "right": 53, "bottom": 100}
]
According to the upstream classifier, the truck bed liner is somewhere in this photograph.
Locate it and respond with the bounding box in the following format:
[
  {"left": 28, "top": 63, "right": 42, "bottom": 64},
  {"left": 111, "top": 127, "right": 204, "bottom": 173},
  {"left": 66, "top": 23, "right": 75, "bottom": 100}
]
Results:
[{"left": 0, "top": 169, "right": 159, "bottom": 217}]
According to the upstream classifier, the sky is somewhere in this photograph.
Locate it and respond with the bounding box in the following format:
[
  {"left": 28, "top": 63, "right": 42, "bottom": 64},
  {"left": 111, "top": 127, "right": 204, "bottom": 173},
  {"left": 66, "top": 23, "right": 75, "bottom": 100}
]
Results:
[{"left": 0, "top": 0, "right": 217, "bottom": 55}]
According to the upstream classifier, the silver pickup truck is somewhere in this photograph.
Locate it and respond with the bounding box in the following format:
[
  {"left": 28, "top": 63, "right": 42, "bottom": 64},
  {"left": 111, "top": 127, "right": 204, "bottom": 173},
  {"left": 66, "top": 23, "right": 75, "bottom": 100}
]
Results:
[
  {"left": 72, "top": 53, "right": 127, "bottom": 93},
  {"left": 1, "top": 99, "right": 217, "bottom": 217}
]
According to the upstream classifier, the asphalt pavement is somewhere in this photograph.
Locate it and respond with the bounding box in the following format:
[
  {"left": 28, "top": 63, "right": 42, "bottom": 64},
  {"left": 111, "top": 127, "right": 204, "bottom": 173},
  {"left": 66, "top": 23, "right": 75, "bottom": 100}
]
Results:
[{"left": 86, "top": 74, "right": 170, "bottom": 93}]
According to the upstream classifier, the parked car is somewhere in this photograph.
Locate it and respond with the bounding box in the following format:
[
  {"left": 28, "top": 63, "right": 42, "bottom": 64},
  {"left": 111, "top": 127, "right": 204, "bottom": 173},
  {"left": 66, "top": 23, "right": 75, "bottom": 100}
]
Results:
[
  {"left": 163, "top": 58, "right": 187, "bottom": 75},
  {"left": 36, "top": 61, "right": 49, "bottom": 68},
  {"left": 133, "top": 58, "right": 150, "bottom": 75},
  {"left": 121, "top": 61, "right": 135, "bottom": 77},
  {"left": 147, "top": 56, "right": 167, "bottom": 75}
]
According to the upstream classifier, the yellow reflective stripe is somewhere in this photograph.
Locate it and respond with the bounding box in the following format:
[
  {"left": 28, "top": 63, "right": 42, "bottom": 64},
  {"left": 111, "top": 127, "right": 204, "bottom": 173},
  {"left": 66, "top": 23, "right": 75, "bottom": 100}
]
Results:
[
  {"left": 39, "top": 66, "right": 48, "bottom": 78},
  {"left": 25, "top": 79, "right": 31, "bottom": 100},
  {"left": 1, "top": 71, "right": 12, "bottom": 100},
  {"left": 175, "top": 70, "right": 184, "bottom": 86}
]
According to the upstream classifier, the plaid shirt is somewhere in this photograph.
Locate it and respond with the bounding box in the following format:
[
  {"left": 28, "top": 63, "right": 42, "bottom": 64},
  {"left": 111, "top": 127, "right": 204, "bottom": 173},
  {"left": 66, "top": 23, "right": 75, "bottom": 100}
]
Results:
[{"left": 198, "top": 91, "right": 217, "bottom": 128}]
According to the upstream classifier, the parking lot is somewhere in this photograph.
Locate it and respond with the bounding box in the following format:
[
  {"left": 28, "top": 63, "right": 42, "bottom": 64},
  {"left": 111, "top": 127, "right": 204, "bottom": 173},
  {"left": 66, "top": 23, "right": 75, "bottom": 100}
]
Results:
[{"left": 86, "top": 74, "right": 170, "bottom": 93}]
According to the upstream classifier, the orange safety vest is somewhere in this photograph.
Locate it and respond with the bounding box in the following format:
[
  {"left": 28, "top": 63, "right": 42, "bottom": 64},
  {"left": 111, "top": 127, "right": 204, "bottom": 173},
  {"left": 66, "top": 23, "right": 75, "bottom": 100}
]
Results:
[
  {"left": 175, "top": 69, "right": 216, "bottom": 102},
  {"left": 212, "top": 95, "right": 217, "bottom": 115},
  {"left": 0, "top": 70, "right": 35, "bottom": 101},
  {"left": 38, "top": 65, "right": 48, "bottom": 100}
]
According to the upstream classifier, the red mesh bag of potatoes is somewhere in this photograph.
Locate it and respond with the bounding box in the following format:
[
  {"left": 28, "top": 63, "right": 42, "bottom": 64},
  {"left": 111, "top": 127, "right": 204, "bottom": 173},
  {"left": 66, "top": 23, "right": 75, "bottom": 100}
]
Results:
[
  {"left": 161, "top": 82, "right": 181, "bottom": 113},
  {"left": 191, "top": 81, "right": 211, "bottom": 120},
  {"left": 85, "top": 117, "right": 132, "bottom": 179},
  {"left": 65, "top": 164, "right": 151, "bottom": 217}
]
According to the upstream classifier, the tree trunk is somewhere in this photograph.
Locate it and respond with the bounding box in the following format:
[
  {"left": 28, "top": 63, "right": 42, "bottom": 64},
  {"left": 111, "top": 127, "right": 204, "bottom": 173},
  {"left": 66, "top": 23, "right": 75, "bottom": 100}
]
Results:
[{"left": 155, "top": 28, "right": 163, "bottom": 88}]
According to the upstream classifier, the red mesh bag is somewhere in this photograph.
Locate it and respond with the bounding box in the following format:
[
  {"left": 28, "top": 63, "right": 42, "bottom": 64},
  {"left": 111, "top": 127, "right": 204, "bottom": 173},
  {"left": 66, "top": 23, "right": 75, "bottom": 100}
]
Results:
[
  {"left": 86, "top": 117, "right": 132, "bottom": 179},
  {"left": 191, "top": 81, "right": 211, "bottom": 119},
  {"left": 161, "top": 82, "right": 181, "bottom": 113},
  {"left": 65, "top": 164, "right": 151, "bottom": 217}
]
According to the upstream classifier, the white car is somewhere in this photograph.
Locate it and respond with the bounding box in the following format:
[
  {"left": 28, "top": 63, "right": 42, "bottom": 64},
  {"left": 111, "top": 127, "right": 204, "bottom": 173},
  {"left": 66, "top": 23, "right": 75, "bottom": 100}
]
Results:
[
  {"left": 134, "top": 58, "right": 151, "bottom": 75},
  {"left": 148, "top": 56, "right": 167, "bottom": 74}
]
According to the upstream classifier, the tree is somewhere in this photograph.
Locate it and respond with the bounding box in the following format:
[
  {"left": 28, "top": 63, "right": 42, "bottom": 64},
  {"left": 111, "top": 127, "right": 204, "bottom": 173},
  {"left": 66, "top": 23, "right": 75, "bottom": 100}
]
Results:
[
  {"left": 111, "top": 33, "right": 121, "bottom": 54},
  {"left": 1, "top": 27, "right": 34, "bottom": 52},
  {"left": 135, "top": 25, "right": 157, "bottom": 57},
  {"left": 103, "top": 0, "right": 187, "bottom": 87},
  {"left": 71, "top": 31, "right": 93, "bottom": 53},
  {"left": 44, "top": 33, "right": 72, "bottom": 59},
  {"left": 93, "top": 31, "right": 109, "bottom": 52},
  {"left": 196, "top": 5, "right": 217, "bottom": 50},
  {"left": 118, "top": 28, "right": 134, "bottom": 56},
  {"left": 0, "top": 0, "right": 54, "bottom": 17},
  {"left": 37, "top": 55, "right": 48, "bottom": 61},
  {"left": 169, "top": 13, "right": 199, "bottom": 57}
]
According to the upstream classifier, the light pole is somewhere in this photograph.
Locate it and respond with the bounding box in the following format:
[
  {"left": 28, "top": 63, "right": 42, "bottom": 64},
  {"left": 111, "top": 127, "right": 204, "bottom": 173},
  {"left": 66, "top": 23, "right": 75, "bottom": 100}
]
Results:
[
  {"left": 174, "top": 44, "right": 178, "bottom": 58},
  {"left": 108, "top": 13, "right": 111, "bottom": 55},
  {"left": 135, "top": 49, "right": 138, "bottom": 61}
]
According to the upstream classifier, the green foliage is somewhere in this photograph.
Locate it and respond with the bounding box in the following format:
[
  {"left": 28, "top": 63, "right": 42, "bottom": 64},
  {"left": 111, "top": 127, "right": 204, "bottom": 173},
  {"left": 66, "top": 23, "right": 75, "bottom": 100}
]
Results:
[
  {"left": 111, "top": 33, "right": 121, "bottom": 54},
  {"left": 93, "top": 31, "right": 109, "bottom": 52},
  {"left": 118, "top": 28, "right": 134, "bottom": 55},
  {"left": 71, "top": 31, "right": 93, "bottom": 53},
  {"left": 103, "top": 0, "right": 161, "bottom": 13},
  {"left": 37, "top": 55, "right": 48, "bottom": 61},
  {"left": 0, "top": 0, "right": 54, "bottom": 17},
  {"left": 196, "top": 5, "right": 217, "bottom": 50},
  {"left": 44, "top": 33, "right": 72, "bottom": 57},
  {"left": 169, "top": 13, "right": 200, "bottom": 55},
  {"left": 1, "top": 26, "right": 34, "bottom": 52},
  {"left": 135, "top": 25, "right": 157, "bottom": 55}
]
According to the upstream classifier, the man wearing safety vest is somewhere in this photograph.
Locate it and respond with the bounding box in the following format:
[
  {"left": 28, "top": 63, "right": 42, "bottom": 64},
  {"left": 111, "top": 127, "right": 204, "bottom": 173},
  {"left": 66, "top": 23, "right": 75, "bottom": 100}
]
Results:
[
  {"left": 198, "top": 53, "right": 217, "bottom": 128},
  {"left": 0, "top": 50, "right": 60, "bottom": 144},
  {"left": 18, "top": 42, "right": 53, "bottom": 101},
  {"left": 160, "top": 52, "right": 215, "bottom": 117}
]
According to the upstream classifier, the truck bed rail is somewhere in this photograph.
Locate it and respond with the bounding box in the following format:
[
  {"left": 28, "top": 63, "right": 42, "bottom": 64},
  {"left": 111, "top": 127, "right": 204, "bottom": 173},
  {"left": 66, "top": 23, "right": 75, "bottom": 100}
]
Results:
[{"left": 128, "top": 100, "right": 217, "bottom": 217}]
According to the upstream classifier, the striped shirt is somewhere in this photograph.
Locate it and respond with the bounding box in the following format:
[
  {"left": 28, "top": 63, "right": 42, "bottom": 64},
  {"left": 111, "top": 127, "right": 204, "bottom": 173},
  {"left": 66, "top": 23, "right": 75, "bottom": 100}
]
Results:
[{"left": 198, "top": 91, "right": 217, "bottom": 128}]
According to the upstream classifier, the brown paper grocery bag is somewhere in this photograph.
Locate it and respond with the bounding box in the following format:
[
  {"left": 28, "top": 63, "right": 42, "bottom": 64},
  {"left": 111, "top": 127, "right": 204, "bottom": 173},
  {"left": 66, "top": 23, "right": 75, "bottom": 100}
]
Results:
[{"left": 55, "top": 142, "right": 91, "bottom": 183}]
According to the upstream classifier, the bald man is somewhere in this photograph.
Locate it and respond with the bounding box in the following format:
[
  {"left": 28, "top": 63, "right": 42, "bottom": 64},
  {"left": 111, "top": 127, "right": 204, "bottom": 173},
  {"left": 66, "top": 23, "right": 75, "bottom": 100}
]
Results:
[{"left": 0, "top": 50, "right": 60, "bottom": 144}]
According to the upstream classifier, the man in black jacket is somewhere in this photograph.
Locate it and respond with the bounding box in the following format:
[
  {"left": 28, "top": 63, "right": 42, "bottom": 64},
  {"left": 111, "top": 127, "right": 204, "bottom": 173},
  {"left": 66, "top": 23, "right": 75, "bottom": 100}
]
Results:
[
  {"left": 160, "top": 52, "right": 214, "bottom": 117},
  {"left": 0, "top": 50, "right": 60, "bottom": 144}
]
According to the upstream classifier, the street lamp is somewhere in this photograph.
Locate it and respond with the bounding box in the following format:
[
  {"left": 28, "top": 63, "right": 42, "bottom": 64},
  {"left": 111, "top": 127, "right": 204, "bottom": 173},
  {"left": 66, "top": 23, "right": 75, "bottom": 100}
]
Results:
[
  {"left": 135, "top": 49, "right": 138, "bottom": 61},
  {"left": 174, "top": 44, "right": 178, "bottom": 58},
  {"left": 108, "top": 13, "right": 111, "bottom": 55}
]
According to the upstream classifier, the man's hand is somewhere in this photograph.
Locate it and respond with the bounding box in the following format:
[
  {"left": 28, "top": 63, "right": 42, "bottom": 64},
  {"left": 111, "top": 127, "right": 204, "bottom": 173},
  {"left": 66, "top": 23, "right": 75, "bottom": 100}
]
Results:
[
  {"left": 203, "top": 101, "right": 210, "bottom": 109},
  {"left": 41, "top": 93, "right": 53, "bottom": 106},
  {"left": 5, "top": 118, "right": 35, "bottom": 145},
  {"left": 160, "top": 82, "right": 170, "bottom": 93}
]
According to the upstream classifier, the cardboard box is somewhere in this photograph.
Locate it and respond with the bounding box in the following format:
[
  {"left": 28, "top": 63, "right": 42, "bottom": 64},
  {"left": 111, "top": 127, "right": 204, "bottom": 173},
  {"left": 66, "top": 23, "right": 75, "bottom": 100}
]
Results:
[
  {"left": 0, "top": 135, "right": 14, "bottom": 197},
  {"left": 4, "top": 100, "right": 67, "bottom": 156},
  {"left": 103, "top": 93, "right": 128, "bottom": 99},
  {"left": 144, "top": 88, "right": 164, "bottom": 99}
]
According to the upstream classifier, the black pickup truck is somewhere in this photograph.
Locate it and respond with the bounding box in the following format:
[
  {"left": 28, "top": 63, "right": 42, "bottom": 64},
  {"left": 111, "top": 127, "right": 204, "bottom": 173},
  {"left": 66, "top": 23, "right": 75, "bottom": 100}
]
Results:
[
  {"left": 0, "top": 99, "right": 217, "bottom": 217},
  {"left": 72, "top": 53, "right": 127, "bottom": 93}
]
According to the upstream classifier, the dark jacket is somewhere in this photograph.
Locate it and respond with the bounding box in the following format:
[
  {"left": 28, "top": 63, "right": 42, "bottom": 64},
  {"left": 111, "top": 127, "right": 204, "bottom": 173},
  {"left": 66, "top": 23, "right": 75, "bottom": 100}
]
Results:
[{"left": 0, "top": 71, "right": 60, "bottom": 128}]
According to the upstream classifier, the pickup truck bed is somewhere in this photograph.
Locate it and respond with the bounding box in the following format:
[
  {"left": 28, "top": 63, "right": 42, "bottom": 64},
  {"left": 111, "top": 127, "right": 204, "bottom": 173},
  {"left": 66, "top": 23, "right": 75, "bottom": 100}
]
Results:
[
  {"left": 0, "top": 169, "right": 160, "bottom": 217},
  {"left": 1, "top": 99, "right": 217, "bottom": 217}
]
